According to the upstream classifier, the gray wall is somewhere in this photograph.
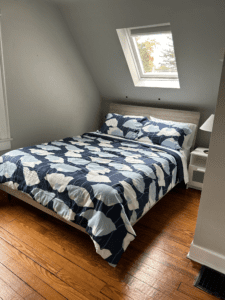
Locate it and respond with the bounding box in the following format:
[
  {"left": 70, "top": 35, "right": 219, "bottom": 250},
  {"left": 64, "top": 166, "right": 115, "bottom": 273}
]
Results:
[
  {"left": 190, "top": 56, "right": 225, "bottom": 268},
  {"left": 58, "top": 0, "right": 225, "bottom": 148},
  {"left": 0, "top": 0, "right": 101, "bottom": 155}
]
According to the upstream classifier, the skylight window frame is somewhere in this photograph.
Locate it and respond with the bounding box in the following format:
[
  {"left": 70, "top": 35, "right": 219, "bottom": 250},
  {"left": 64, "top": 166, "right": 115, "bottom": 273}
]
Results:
[
  {"left": 116, "top": 23, "right": 180, "bottom": 89},
  {"left": 126, "top": 27, "right": 179, "bottom": 81}
]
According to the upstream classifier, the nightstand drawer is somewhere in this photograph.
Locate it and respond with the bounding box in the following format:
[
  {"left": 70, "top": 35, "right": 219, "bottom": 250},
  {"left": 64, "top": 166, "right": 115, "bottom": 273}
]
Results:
[
  {"left": 187, "top": 147, "right": 208, "bottom": 191},
  {"left": 188, "top": 165, "right": 205, "bottom": 190}
]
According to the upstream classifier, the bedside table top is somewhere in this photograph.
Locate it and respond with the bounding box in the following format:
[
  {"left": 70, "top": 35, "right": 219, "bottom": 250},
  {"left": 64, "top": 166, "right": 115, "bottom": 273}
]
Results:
[{"left": 191, "top": 147, "right": 208, "bottom": 157}]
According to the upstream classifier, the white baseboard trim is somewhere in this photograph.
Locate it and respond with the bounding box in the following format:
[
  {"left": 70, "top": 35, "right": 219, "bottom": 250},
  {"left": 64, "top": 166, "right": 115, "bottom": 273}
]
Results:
[{"left": 187, "top": 241, "right": 225, "bottom": 274}]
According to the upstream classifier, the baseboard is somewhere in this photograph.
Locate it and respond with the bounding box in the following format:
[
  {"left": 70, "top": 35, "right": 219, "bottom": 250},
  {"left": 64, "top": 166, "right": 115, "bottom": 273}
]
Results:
[{"left": 187, "top": 241, "right": 225, "bottom": 274}]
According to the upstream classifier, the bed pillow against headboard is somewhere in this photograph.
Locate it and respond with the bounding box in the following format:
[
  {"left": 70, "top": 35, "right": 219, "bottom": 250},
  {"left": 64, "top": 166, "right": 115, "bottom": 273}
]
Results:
[
  {"left": 149, "top": 116, "right": 197, "bottom": 151},
  {"left": 99, "top": 113, "right": 148, "bottom": 140},
  {"left": 108, "top": 103, "right": 200, "bottom": 153},
  {"left": 137, "top": 117, "right": 193, "bottom": 150}
]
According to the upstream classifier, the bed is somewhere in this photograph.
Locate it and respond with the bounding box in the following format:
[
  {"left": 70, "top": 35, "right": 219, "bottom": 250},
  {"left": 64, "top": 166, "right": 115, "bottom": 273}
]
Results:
[{"left": 0, "top": 103, "right": 200, "bottom": 266}]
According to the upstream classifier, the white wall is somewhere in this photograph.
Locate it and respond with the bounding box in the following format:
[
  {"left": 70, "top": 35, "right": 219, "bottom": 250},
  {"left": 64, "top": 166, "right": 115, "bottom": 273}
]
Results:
[
  {"left": 58, "top": 0, "right": 225, "bottom": 148},
  {"left": 0, "top": 0, "right": 101, "bottom": 155},
  {"left": 188, "top": 57, "right": 225, "bottom": 273}
]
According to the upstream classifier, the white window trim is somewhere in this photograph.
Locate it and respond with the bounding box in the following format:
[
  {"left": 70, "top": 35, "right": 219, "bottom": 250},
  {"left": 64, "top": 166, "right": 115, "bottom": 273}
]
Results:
[
  {"left": 116, "top": 24, "right": 180, "bottom": 89},
  {"left": 0, "top": 15, "right": 12, "bottom": 151},
  {"left": 128, "top": 30, "right": 178, "bottom": 80}
]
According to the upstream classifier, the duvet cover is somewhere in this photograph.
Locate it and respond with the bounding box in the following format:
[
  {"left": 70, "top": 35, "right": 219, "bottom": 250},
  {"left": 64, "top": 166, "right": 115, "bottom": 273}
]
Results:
[{"left": 0, "top": 132, "right": 188, "bottom": 266}]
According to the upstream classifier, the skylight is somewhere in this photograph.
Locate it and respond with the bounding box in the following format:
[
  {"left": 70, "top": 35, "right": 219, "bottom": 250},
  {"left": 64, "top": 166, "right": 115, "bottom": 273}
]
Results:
[{"left": 117, "top": 23, "right": 180, "bottom": 88}]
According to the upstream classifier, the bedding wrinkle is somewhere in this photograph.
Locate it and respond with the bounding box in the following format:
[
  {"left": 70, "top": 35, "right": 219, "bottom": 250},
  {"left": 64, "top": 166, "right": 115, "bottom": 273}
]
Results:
[{"left": 0, "top": 132, "right": 187, "bottom": 266}]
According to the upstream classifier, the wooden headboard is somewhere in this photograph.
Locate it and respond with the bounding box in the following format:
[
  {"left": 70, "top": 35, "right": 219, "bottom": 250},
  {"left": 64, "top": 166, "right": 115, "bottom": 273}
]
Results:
[{"left": 109, "top": 103, "right": 200, "bottom": 151}]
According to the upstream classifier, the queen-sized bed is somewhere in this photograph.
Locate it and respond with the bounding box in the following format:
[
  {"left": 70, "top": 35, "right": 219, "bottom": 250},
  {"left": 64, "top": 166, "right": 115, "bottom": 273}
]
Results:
[{"left": 0, "top": 103, "right": 200, "bottom": 266}]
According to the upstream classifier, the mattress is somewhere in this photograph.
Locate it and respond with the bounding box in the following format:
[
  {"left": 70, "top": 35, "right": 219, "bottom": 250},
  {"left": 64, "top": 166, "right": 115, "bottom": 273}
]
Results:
[{"left": 0, "top": 132, "right": 188, "bottom": 266}]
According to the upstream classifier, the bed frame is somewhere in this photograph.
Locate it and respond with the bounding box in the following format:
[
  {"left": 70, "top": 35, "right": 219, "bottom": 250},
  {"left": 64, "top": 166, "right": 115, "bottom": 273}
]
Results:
[
  {"left": 0, "top": 103, "right": 200, "bottom": 233},
  {"left": 109, "top": 103, "right": 200, "bottom": 153}
]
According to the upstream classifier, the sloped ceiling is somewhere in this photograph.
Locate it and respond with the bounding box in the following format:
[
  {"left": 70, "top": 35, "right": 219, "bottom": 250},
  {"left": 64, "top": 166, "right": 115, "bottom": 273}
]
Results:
[
  {"left": 54, "top": 0, "right": 225, "bottom": 102},
  {"left": 47, "top": 0, "right": 225, "bottom": 146}
]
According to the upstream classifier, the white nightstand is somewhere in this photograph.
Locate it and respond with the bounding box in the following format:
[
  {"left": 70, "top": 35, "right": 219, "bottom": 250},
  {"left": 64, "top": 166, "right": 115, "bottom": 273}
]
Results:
[{"left": 186, "top": 147, "right": 208, "bottom": 190}]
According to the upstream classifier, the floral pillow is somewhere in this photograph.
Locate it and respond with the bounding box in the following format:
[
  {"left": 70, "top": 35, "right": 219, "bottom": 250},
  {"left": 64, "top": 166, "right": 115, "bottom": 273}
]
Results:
[
  {"left": 150, "top": 116, "right": 197, "bottom": 150},
  {"left": 137, "top": 118, "right": 193, "bottom": 150},
  {"left": 99, "top": 113, "right": 148, "bottom": 140}
]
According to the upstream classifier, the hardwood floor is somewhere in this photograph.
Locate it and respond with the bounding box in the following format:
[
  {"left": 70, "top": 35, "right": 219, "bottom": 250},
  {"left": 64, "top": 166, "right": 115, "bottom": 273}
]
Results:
[{"left": 0, "top": 182, "right": 218, "bottom": 299}]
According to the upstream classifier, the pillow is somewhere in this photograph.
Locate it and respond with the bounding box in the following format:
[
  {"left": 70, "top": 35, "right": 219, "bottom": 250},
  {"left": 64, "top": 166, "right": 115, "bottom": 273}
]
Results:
[
  {"left": 99, "top": 113, "right": 148, "bottom": 140},
  {"left": 150, "top": 116, "right": 197, "bottom": 150},
  {"left": 137, "top": 117, "right": 193, "bottom": 150}
]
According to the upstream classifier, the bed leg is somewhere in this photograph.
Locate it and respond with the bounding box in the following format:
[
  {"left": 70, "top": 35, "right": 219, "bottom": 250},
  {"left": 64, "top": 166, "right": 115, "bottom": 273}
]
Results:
[{"left": 8, "top": 193, "right": 12, "bottom": 202}]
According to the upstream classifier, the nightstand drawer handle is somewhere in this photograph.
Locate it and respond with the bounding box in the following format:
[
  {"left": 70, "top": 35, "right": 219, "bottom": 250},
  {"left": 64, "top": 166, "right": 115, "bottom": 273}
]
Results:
[{"left": 197, "top": 167, "right": 205, "bottom": 172}]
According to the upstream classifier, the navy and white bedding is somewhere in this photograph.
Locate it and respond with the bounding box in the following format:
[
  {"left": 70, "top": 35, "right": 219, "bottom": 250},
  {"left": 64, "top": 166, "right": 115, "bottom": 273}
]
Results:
[
  {"left": 0, "top": 132, "right": 188, "bottom": 266},
  {"left": 99, "top": 113, "right": 195, "bottom": 151},
  {"left": 99, "top": 113, "right": 148, "bottom": 140},
  {"left": 137, "top": 118, "right": 192, "bottom": 150}
]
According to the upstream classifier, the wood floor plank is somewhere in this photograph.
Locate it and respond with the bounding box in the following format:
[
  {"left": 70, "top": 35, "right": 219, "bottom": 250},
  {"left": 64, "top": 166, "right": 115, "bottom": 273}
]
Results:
[
  {"left": 0, "top": 241, "right": 92, "bottom": 300},
  {"left": 56, "top": 268, "right": 110, "bottom": 300},
  {"left": 135, "top": 222, "right": 194, "bottom": 247},
  {"left": 0, "top": 227, "right": 61, "bottom": 274},
  {"left": 130, "top": 238, "right": 188, "bottom": 264},
  {"left": 2, "top": 220, "right": 67, "bottom": 272},
  {"left": 24, "top": 292, "right": 45, "bottom": 300},
  {"left": 0, "top": 248, "right": 10, "bottom": 264},
  {"left": 100, "top": 284, "right": 151, "bottom": 300},
  {"left": 133, "top": 229, "right": 191, "bottom": 259},
  {"left": 2, "top": 256, "right": 67, "bottom": 300},
  {"left": 0, "top": 228, "right": 108, "bottom": 300},
  {"left": 187, "top": 260, "right": 202, "bottom": 275},
  {"left": 3, "top": 220, "right": 108, "bottom": 292},
  {"left": 0, "top": 276, "right": 23, "bottom": 300},
  {"left": 172, "top": 187, "right": 201, "bottom": 203},
  {"left": 124, "top": 247, "right": 197, "bottom": 279},
  {"left": 0, "top": 212, "right": 16, "bottom": 224},
  {"left": 0, "top": 199, "right": 24, "bottom": 223},
  {"left": 127, "top": 245, "right": 189, "bottom": 268},
  {"left": 137, "top": 217, "right": 195, "bottom": 247},
  {"left": 7, "top": 218, "right": 130, "bottom": 290},
  {"left": 0, "top": 186, "right": 215, "bottom": 300},
  {"left": 128, "top": 266, "right": 181, "bottom": 295},
  {"left": 129, "top": 259, "right": 195, "bottom": 286},
  {"left": 171, "top": 290, "right": 195, "bottom": 300},
  {"left": 0, "top": 262, "right": 34, "bottom": 298},
  {"left": 139, "top": 204, "right": 197, "bottom": 228},
  {"left": 128, "top": 277, "right": 162, "bottom": 298},
  {"left": 178, "top": 282, "right": 218, "bottom": 299},
  {"left": 151, "top": 196, "right": 199, "bottom": 216},
  {"left": 129, "top": 276, "right": 194, "bottom": 300},
  {"left": 0, "top": 215, "right": 10, "bottom": 228},
  {"left": 100, "top": 285, "right": 133, "bottom": 300},
  {"left": 3, "top": 197, "right": 195, "bottom": 296},
  {"left": 3, "top": 216, "right": 160, "bottom": 299}
]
